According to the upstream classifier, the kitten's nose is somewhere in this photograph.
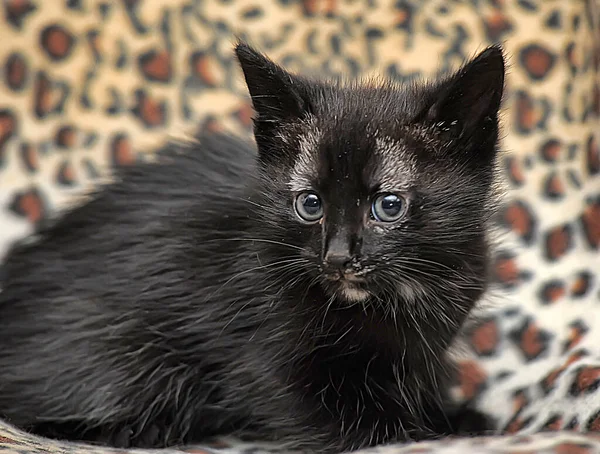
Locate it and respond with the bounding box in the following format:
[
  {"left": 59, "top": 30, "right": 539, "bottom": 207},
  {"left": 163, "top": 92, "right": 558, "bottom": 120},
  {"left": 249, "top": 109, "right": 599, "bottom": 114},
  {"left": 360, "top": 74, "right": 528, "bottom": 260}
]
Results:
[
  {"left": 323, "top": 230, "right": 359, "bottom": 271},
  {"left": 324, "top": 250, "right": 353, "bottom": 270}
]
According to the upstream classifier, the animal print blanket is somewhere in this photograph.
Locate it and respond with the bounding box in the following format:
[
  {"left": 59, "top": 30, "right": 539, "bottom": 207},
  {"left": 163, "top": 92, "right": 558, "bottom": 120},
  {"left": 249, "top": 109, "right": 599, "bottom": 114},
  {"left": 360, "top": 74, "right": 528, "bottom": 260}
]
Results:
[{"left": 0, "top": 0, "right": 598, "bottom": 453}]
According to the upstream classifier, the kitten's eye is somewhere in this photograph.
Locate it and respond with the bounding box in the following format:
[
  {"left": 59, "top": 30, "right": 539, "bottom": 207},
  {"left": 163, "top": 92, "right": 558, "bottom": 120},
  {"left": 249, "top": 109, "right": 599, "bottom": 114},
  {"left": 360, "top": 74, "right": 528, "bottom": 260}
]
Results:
[
  {"left": 294, "top": 192, "right": 323, "bottom": 222},
  {"left": 371, "top": 193, "right": 407, "bottom": 223}
]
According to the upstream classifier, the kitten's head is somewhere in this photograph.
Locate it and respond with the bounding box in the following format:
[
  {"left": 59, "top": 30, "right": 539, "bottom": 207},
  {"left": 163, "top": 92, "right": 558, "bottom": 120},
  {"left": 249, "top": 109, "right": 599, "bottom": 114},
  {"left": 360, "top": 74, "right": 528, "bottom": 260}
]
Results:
[{"left": 236, "top": 43, "right": 504, "bottom": 326}]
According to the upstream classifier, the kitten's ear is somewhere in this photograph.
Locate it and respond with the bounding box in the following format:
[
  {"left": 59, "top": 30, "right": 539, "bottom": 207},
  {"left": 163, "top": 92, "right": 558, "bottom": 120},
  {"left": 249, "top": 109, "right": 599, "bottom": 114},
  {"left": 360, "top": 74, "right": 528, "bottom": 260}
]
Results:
[
  {"left": 235, "top": 41, "right": 308, "bottom": 123},
  {"left": 416, "top": 45, "right": 505, "bottom": 139}
]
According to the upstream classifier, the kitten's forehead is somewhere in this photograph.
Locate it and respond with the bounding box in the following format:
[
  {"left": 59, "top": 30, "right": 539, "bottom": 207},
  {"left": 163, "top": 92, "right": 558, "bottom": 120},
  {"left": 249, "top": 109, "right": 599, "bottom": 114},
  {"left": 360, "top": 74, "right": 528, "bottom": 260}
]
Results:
[
  {"left": 287, "top": 117, "right": 417, "bottom": 193},
  {"left": 287, "top": 117, "right": 322, "bottom": 192}
]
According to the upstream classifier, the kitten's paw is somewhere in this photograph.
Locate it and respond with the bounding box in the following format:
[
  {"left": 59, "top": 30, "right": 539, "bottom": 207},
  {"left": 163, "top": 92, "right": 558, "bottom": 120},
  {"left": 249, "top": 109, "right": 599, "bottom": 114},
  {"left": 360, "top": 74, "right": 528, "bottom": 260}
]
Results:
[
  {"left": 96, "top": 422, "right": 165, "bottom": 448},
  {"left": 451, "top": 407, "right": 496, "bottom": 436},
  {"left": 103, "top": 426, "right": 134, "bottom": 448},
  {"left": 136, "top": 423, "right": 163, "bottom": 448},
  {"left": 426, "top": 403, "right": 495, "bottom": 438}
]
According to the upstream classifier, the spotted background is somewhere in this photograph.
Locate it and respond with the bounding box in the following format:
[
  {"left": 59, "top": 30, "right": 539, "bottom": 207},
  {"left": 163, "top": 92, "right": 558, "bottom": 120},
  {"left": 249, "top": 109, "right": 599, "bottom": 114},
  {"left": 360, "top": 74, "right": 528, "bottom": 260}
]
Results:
[{"left": 0, "top": 0, "right": 599, "bottom": 453}]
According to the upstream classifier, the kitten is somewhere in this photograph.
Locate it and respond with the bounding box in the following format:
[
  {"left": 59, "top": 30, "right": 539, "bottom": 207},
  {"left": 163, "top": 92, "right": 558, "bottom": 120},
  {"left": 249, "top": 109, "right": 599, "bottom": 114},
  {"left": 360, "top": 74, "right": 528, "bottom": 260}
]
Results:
[{"left": 0, "top": 42, "right": 504, "bottom": 453}]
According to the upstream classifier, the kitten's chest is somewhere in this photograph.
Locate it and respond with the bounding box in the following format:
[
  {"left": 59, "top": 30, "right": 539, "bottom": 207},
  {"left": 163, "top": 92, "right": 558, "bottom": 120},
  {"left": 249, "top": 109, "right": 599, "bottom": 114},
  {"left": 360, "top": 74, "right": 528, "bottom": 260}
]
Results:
[
  {"left": 303, "top": 293, "right": 409, "bottom": 357},
  {"left": 296, "top": 346, "right": 432, "bottom": 441}
]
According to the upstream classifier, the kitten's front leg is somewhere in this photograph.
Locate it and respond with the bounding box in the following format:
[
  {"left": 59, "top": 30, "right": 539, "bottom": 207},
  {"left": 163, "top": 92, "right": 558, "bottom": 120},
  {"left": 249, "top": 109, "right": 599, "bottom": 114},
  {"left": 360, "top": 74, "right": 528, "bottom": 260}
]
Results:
[
  {"left": 441, "top": 404, "right": 496, "bottom": 437},
  {"left": 331, "top": 382, "right": 493, "bottom": 449},
  {"left": 94, "top": 421, "right": 167, "bottom": 449}
]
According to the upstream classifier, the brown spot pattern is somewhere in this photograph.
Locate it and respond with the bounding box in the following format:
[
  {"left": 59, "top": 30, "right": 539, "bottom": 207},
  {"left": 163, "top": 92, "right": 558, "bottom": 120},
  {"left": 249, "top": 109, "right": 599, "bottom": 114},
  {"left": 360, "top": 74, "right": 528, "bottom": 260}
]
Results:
[
  {"left": 4, "top": 52, "right": 28, "bottom": 91},
  {"left": 544, "top": 224, "right": 573, "bottom": 261},
  {"left": 131, "top": 89, "right": 167, "bottom": 128},
  {"left": 541, "top": 367, "right": 562, "bottom": 395},
  {"left": 19, "top": 142, "right": 39, "bottom": 173},
  {"left": 512, "top": 388, "right": 529, "bottom": 414},
  {"left": 587, "top": 410, "right": 600, "bottom": 432},
  {"left": 571, "top": 271, "right": 593, "bottom": 298},
  {"left": 543, "top": 172, "right": 565, "bottom": 200},
  {"left": 520, "top": 43, "right": 557, "bottom": 81},
  {"left": 510, "top": 318, "right": 552, "bottom": 362},
  {"left": 505, "top": 156, "right": 526, "bottom": 186},
  {"left": 190, "top": 52, "right": 219, "bottom": 87},
  {"left": 514, "top": 90, "right": 550, "bottom": 135},
  {"left": 139, "top": 49, "right": 172, "bottom": 83},
  {"left": 555, "top": 443, "right": 592, "bottom": 454},
  {"left": 539, "top": 280, "right": 565, "bottom": 304},
  {"left": 4, "top": 0, "right": 36, "bottom": 28},
  {"left": 56, "top": 160, "right": 76, "bottom": 186},
  {"left": 569, "top": 366, "right": 600, "bottom": 397},
  {"left": 469, "top": 319, "right": 499, "bottom": 357},
  {"left": 40, "top": 24, "right": 76, "bottom": 61},
  {"left": 33, "top": 71, "right": 68, "bottom": 119},
  {"left": 457, "top": 360, "right": 487, "bottom": 401},
  {"left": 587, "top": 134, "right": 599, "bottom": 175},
  {"left": 592, "top": 83, "right": 600, "bottom": 117},
  {"left": 502, "top": 200, "right": 536, "bottom": 243},
  {"left": 580, "top": 197, "right": 600, "bottom": 249},
  {"left": 563, "top": 320, "right": 589, "bottom": 353},
  {"left": 33, "top": 72, "right": 52, "bottom": 118},
  {"left": 55, "top": 125, "right": 77, "bottom": 149},
  {"left": 201, "top": 116, "right": 225, "bottom": 134},
  {"left": 504, "top": 415, "right": 534, "bottom": 434},
  {"left": 9, "top": 188, "right": 46, "bottom": 224},
  {"left": 110, "top": 133, "right": 135, "bottom": 167},
  {"left": 540, "top": 138, "right": 562, "bottom": 162},
  {"left": 0, "top": 110, "right": 17, "bottom": 152},
  {"left": 541, "top": 414, "right": 563, "bottom": 431},
  {"left": 483, "top": 10, "right": 513, "bottom": 41},
  {"left": 492, "top": 252, "right": 525, "bottom": 288},
  {"left": 565, "top": 417, "right": 580, "bottom": 431},
  {"left": 538, "top": 349, "right": 589, "bottom": 395}
]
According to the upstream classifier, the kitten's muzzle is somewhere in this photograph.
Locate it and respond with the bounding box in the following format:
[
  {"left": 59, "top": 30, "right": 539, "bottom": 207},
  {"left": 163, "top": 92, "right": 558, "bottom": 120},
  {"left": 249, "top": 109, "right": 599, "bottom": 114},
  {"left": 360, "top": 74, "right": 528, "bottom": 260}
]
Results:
[
  {"left": 323, "top": 269, "right": 366, "bottom": 282},
  {"left": 322, "top": 231, "right": 364, "bottom": 280},
  {"left": 323, "top": 250, "right": 354, "bottom": 270},
  {"left": 322, "top": 253, "right": 365, "bottom": 282}
]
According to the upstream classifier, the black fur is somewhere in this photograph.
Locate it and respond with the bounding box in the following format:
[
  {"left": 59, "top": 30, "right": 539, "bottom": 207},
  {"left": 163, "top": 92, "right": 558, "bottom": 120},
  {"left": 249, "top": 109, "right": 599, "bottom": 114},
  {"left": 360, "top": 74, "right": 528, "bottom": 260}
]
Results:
[{"left": 0, "top": 43, "right": 504, "bottom": 452}]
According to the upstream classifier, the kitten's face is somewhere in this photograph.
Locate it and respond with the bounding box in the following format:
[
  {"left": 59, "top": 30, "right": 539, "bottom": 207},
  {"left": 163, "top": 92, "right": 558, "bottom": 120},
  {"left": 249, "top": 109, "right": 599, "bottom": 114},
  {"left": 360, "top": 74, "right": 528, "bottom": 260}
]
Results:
[
  {"left": 280, "top": 118, "right": 438, "bottom": 304},
  {"left": 258, "top": 113, "right": 492, "bottom": 308},
  {"left": 236, "top": 43, "right": 504, "bottom": 318}
]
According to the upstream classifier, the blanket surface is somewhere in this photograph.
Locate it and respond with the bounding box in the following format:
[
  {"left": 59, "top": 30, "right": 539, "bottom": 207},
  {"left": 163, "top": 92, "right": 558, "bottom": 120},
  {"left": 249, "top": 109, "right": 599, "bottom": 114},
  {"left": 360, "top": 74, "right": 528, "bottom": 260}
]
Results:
[{"left": 0, "top": 0, "right": 598, "bottom": 452}]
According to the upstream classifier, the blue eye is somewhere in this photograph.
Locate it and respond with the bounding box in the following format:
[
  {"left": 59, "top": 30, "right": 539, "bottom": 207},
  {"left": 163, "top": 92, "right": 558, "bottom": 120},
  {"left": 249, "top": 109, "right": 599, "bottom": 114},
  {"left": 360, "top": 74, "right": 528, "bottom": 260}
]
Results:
[
  {"left": 295, "top": 192, "right": 323, "bottom": 222},
  {"left": 371, "top": 193, "right": 407, "bottom": 223}
]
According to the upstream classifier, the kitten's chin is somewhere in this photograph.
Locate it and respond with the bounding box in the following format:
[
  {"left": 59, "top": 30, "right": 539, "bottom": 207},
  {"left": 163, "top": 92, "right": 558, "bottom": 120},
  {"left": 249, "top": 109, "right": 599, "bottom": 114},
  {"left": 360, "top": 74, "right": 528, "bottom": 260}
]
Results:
[
  {"left": 337, "top": 283, "right": 370, "bottom": 303},
  {"left": 321, "top": 273, "right": 371, "bottom": 303}
]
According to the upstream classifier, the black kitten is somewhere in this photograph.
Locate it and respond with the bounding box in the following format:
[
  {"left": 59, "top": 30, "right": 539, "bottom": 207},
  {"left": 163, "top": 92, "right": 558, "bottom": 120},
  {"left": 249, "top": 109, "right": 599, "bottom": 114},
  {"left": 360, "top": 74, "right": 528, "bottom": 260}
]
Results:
[{"left": 0, "top": 42, "right": 504, "bottom": 453}]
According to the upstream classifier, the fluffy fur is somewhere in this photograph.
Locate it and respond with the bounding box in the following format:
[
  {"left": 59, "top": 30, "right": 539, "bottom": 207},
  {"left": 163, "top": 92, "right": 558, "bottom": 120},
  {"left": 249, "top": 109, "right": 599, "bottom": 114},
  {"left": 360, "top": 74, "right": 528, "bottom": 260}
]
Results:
[{"left": 0, "top": 42, "right": 505, "bottom": 452}]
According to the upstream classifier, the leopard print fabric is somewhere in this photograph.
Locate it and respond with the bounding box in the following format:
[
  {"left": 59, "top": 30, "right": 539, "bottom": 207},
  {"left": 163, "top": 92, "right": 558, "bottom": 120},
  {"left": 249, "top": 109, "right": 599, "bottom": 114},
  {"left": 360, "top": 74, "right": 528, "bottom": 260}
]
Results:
[{"left": 0, "top": 0, "right": 599, "bottom": 453}]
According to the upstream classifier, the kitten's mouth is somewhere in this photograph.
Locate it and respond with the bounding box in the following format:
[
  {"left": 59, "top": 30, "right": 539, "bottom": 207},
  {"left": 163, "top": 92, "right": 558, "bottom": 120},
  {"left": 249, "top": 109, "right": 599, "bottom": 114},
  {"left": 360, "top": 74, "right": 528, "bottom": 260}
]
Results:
[
  {"left": 323, "top": 271, "right": 366, "bottom": 283},
  {"left": 323, "top": 272, "right": 370, "bottom": 302}
]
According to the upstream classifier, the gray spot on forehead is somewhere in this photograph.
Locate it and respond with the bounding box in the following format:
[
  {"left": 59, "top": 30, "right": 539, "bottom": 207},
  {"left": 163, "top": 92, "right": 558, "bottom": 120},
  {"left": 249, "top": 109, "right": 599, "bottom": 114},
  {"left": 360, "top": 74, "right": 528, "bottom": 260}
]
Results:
[
  {"left": 286, "top": 119, "right": 418, "bottom": 193},
  {"left": 372, "top": 135, "right": 417, "bottom": 192},
  {"left": 288, "top": 115, "right": 322, "bottom": 192}
]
